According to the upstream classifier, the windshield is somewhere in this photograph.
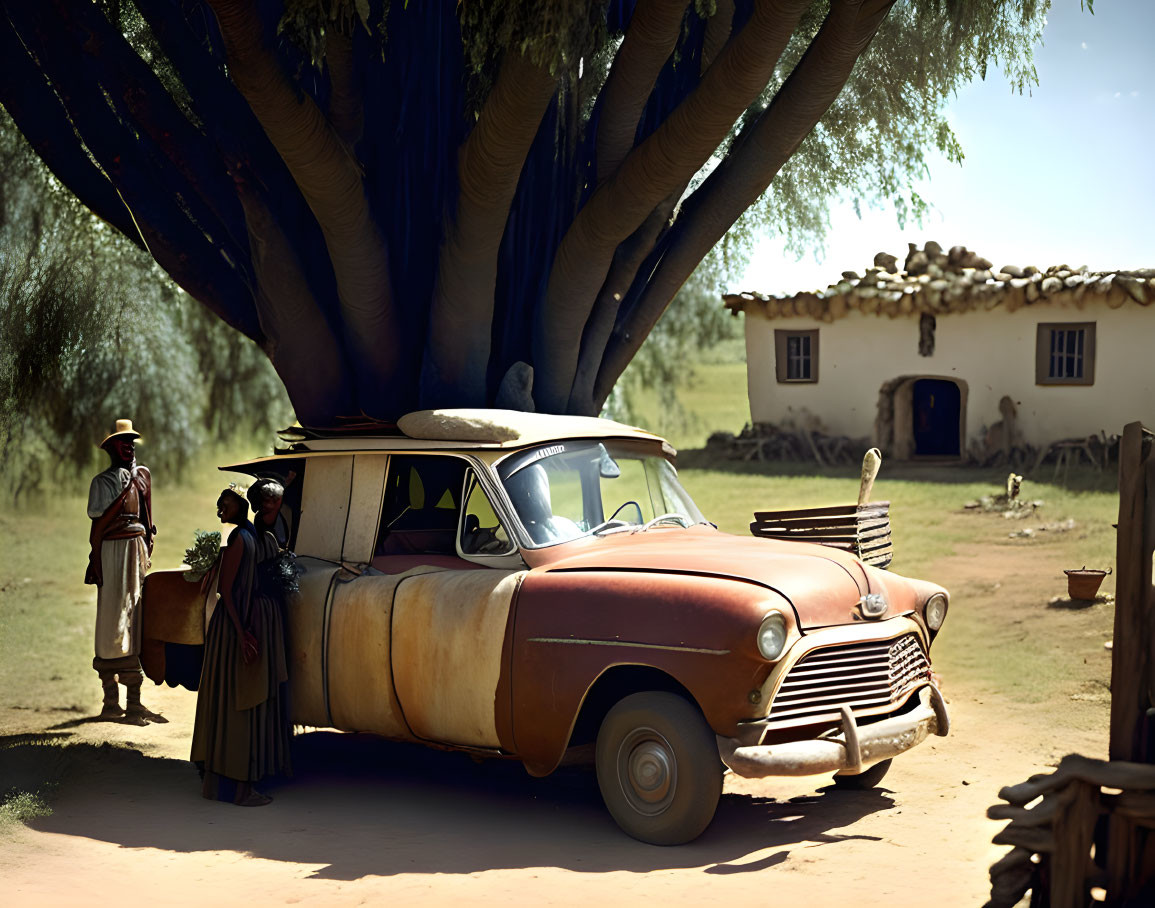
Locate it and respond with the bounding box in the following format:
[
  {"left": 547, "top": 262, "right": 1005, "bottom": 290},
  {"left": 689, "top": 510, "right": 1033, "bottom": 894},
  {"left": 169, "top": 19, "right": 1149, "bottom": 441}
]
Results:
[{"left": 497, "top": 440, "right": 706, "bottom": 547}]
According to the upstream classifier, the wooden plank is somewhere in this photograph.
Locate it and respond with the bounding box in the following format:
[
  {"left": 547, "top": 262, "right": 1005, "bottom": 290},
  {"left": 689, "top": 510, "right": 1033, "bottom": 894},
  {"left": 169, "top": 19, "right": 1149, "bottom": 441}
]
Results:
[
  {"left": 752, "top": 514, "right": 889, "bottom": 532},
  {"left": 1111, "top": 422, "right": 1149, "bottom": 762},
  {"left": 754, "top": 530, "right": 859, "bottom": 543},
  {"left": 753, "top": 502, "right": 890, "bottom": 520}
]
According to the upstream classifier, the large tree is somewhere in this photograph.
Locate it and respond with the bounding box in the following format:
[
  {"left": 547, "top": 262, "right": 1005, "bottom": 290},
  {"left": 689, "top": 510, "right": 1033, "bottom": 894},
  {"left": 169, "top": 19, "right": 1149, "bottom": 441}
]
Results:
[{"left": 0, "top": 0, "right": 1048, "bottom": 426}]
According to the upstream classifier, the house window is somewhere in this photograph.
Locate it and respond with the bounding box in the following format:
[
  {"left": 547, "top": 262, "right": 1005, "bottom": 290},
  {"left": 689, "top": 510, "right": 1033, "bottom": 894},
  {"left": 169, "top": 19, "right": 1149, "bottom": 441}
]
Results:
[
  {"left": 1035, "top": 322, "right": 1095, "bottom": 386},
  {"left": 774, "top": 329, "right": 819, "bottom": 383}
]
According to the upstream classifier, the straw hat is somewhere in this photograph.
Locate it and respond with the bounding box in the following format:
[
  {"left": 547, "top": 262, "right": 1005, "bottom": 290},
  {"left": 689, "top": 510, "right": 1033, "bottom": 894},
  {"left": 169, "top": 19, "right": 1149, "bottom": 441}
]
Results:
[{"left": 99, "top": 418, "right": 142, "bottom": 448}]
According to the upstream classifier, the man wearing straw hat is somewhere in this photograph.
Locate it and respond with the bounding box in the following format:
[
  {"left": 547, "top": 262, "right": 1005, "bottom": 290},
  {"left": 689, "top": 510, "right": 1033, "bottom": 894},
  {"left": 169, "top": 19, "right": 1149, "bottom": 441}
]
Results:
[{"left": 85, "top": 418, "right": 160, "bottom": 722}]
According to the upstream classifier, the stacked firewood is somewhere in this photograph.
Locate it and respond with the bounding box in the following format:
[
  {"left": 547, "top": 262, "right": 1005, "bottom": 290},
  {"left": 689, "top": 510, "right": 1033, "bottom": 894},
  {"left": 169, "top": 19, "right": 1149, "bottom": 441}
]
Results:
[
  {"left": 987, "top": 753, "right": 1155, "bottom": 905},
  {"left": 706, "top": 422, "right": 869, "bottom": 466}
]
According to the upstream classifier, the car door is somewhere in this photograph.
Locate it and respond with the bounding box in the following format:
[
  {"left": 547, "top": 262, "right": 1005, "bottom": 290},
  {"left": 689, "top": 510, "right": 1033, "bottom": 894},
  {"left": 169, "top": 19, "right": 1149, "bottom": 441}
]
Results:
[{"left": 383, "top": 457, "right": 526, "bottom": 749}]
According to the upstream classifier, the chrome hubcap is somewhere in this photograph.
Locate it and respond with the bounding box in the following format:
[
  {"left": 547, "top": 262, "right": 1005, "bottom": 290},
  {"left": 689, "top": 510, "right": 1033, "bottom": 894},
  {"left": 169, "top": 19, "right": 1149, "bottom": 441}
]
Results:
[{"left": 618, "top": 727, "right": 677, "bottom": 816}]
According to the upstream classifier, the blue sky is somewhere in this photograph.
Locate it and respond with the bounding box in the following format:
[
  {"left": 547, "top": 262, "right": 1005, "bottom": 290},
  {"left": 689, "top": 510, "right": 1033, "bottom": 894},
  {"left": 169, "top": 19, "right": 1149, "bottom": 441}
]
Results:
[{"left": 738, "top": 0, "right": 1155, "bottom": 294}]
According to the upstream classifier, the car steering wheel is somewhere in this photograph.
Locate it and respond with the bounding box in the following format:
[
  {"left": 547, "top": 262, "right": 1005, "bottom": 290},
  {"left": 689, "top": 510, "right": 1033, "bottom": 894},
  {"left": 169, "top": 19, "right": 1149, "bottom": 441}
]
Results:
[{"left": 608, "top": 500, "right": 643, "bottom": 524}]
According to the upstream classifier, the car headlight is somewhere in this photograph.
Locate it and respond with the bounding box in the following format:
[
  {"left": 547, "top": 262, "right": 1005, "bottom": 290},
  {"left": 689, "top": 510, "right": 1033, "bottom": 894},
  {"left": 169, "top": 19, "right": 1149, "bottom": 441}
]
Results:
[
  {"left": 925, "top": 593, "right": 948, "bottom": 631},
  {"left": 757, "top": 612, "right": 788, "bottom": 661},
  {"left": 858, "top": 592, "right": 888, "bottom": 619}
]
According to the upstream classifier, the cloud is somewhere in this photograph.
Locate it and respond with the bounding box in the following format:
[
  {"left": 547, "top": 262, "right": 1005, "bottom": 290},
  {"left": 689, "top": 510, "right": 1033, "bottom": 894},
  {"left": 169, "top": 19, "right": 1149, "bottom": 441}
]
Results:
[
  {"left": 1131, "top": 90, "right": 1140, "bottom": 98},
  {"left": 1081, "top": 41, "right": 1087, "bottom": 50},
  {"left": 1115, "top": 91, "right": 1122, "bottom": 99}
]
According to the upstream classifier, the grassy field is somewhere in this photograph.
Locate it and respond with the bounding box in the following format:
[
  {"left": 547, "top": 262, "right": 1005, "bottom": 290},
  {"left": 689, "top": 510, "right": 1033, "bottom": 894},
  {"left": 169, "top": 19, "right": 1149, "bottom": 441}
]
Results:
[
  {"left": 623, "top": 339, "right": 751, "bottom": 451},
  {"left": 1, "top": 443, "right": 1118, "bottom": 719}
]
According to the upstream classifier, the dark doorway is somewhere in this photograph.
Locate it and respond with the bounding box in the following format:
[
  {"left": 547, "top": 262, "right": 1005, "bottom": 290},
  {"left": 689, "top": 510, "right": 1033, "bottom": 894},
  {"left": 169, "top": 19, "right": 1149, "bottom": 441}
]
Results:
[{"left": 911, "top": 379, "right": 961, "bottom": 457}]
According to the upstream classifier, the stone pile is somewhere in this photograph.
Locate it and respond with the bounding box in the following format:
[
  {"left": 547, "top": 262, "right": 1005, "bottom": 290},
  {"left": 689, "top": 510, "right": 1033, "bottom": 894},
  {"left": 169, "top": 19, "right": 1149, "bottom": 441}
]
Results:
[{"left": 724, "top": 240, "right": 1155, "bottom": 322}]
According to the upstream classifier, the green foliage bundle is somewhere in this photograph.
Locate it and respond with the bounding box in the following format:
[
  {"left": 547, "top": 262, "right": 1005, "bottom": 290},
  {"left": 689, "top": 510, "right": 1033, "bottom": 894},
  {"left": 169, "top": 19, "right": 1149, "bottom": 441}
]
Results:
[
  {"left": 182, "top": 529, "right": 221, "bottom": 581},
  {"left": 270, "top": 549, "right": 302, "bottom": 595},
  {"left": 0, "top": 112, "right": 294, "bottom": 502}
]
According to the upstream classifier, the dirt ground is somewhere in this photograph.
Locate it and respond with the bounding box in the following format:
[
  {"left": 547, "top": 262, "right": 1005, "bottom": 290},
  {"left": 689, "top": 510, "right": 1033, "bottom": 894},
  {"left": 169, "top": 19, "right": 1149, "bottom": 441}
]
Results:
[{"left": 0, "top": 510, "right": 1114, "bottom": 907}]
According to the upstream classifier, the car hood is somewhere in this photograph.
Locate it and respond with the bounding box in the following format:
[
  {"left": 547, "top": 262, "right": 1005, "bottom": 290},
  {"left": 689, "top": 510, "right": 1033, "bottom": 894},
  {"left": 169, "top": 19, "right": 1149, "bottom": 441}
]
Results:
[{"left": 530, "top": 525, "right": 880, "bottom": 629}]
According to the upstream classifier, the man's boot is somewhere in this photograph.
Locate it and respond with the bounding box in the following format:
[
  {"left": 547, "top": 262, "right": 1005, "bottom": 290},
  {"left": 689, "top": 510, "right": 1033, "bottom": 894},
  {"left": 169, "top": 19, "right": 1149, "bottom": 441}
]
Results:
[
  {"left": 122, "top": 669, "right": 166, "bottom": 724},
  {"left": 99, "top": 671, "right": 123, "bottom": 719},
  {"left": 122, "top": 669, "right": 149, "bottom": 723}
]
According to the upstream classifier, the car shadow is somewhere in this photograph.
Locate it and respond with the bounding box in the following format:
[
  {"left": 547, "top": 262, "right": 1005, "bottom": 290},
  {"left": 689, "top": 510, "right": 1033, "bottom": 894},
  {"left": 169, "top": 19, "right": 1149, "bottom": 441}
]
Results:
[{"left": 5, "top": 731, "right": 893, "bottom": 881}]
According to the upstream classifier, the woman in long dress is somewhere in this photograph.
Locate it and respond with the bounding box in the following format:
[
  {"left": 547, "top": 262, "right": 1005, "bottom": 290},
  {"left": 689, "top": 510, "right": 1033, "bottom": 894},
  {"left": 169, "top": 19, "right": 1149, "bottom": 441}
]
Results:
[{"left": 190, "top": 488, "right": 291, "bottom": 806}]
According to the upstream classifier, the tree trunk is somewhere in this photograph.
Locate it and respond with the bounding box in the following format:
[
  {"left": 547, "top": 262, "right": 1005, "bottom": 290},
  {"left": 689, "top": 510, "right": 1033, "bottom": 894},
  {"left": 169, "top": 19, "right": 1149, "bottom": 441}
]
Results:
[
  {"left": 421, "top": 52, "right": 557, "bottom": 408},
  {"left": 534, "top": 0, "right": 810, "bottom": 413}
]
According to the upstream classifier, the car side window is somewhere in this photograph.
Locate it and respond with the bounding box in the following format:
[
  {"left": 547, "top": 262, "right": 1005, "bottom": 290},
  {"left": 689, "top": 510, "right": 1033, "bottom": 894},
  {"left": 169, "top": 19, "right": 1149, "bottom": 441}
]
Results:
[
  {"left": 460, "top": 471, "right": 516, "bottom": 556},
  {"left": 376, "top": 455, "right": 467, "bottom": 556}
]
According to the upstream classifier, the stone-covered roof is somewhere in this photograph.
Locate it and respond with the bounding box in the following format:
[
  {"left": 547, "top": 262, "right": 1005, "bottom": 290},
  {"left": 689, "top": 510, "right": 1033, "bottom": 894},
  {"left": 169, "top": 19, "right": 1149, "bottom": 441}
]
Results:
[{"left": 723, "top": 241, "right": 1155, "bottom": 323}]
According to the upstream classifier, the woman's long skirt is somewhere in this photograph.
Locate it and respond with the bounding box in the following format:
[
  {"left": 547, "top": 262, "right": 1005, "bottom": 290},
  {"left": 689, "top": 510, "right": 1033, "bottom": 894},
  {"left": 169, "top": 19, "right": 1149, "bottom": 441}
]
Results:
[{"left": 190, "top": 591, "right": 291, "bottom": 793}]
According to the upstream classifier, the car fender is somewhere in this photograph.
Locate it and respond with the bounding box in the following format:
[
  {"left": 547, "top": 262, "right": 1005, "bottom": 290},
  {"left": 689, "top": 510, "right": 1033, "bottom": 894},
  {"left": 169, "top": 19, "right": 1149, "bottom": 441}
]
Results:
[{"left": 510, "top": 569, "right": 776, "bottom": 776}]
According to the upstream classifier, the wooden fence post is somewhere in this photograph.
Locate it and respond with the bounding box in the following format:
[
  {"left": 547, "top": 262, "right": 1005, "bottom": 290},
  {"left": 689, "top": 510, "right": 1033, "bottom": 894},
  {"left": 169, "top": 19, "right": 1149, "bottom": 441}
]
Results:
[
  {"left": 1109, "top": 422, "right": 1154, "bottom": 761},
  {"left": 1107, "top": 421, "right": 1155, "bottom": 902}
]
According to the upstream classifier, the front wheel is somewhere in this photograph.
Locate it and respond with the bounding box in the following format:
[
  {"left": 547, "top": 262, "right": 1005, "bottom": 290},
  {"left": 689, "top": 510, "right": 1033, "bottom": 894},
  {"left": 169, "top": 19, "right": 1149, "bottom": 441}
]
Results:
[{"left": 595, "top": 692, "right": 722, "bottom": 845}]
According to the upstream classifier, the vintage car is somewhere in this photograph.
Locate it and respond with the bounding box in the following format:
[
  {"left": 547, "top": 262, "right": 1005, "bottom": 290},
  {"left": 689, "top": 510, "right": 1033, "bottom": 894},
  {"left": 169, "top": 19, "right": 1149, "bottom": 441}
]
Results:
[{"left": 143, "top": 409, "right": 949, "bottom": 845}]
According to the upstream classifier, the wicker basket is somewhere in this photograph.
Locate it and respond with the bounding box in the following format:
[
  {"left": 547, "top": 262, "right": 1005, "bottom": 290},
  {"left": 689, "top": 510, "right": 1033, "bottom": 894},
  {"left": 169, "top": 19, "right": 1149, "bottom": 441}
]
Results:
[{"left": 1064, "top": 567, "right": 1111, "bottom": 600}]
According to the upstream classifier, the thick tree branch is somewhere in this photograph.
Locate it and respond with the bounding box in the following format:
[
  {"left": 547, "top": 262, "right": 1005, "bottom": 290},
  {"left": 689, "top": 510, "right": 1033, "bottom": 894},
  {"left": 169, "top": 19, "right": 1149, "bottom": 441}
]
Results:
[
  {"left": 235, "top": 186, "right": 356, "bottom": 425},
  {"left": 534, "top": 0, "right": 810, "bottom": 413},
  {"left": 700, "top": 0, "right": 735, "bottom": 74},
  {"left": 420, "top": 51, "right": 556, "bottom": 408},
  {"left": 55, "top": 0, "right": 252, "bottom": 271},
  {"left": 596, "top": 0, "right": 690, "bottom": 186},
  {"left": 0, "top": 15, "right": 143, "bottom": 247},
  {"left": 206, "top": 0, "right": 400, "bottom": 414},
  {"left": 326, "top": 28, "right": 363, "bottom": 149},
  {"left": 133, "top": 4, "right": 328, "bottom": 250},
  {"left": 594, "top": 0, "right": 896, "bottom": 409},
  {"left": 568, "top": 183, "right": 684, "bottom": 415},
  {"left": 3, "top": 0, "right": 263, "bottom": 341},
  {"left": 133, "top": 0, "right": 344, "bottom": 338}
]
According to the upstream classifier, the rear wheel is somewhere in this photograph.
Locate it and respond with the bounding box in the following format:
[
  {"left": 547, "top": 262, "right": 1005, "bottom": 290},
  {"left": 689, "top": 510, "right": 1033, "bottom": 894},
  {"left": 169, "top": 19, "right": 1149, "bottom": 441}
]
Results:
[
  {"left": 833, "top": 758, "right": 893, "bottom": 790},
  {"left": 595, "top": 692, "right": 722, "bottom": 845}
]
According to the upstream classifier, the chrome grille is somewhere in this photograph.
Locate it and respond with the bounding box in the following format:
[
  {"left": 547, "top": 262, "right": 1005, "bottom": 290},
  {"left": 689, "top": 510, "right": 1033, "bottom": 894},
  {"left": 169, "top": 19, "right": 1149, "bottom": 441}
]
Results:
[{"left": 768, "top": 634, "right": 930, "bottom": 726}]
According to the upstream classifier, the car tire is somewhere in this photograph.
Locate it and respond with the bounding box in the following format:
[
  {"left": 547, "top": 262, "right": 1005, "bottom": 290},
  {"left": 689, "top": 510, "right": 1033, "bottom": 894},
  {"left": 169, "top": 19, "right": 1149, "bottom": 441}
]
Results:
[
  {"left": 832, "top": 758, "right": 892, "bottom": 789},
  {"left": 595, "top": 691, "right": 722, "bottom": 845}
]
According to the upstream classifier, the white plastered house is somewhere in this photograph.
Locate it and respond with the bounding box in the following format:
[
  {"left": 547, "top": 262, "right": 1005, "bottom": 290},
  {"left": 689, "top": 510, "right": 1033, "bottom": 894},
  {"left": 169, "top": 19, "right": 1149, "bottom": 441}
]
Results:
[{"left": 724, "top": 243, "right": 1155, "bottom": 461}]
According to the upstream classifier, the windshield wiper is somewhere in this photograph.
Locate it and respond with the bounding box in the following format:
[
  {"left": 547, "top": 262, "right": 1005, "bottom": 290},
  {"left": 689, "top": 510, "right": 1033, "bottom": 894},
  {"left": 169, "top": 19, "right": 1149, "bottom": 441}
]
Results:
[
  {"left": 591, "top": 518, "right": 633, "bottom": 536},
  {"left": 638, "top": 514, "right": 694, "bottom": 532}
]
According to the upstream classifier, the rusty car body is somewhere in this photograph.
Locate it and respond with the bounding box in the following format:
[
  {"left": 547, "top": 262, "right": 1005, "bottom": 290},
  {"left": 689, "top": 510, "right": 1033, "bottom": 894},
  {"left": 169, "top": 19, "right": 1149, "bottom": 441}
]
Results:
[{"left": 143, "top": 409, "right": 949, "bottom": 844}]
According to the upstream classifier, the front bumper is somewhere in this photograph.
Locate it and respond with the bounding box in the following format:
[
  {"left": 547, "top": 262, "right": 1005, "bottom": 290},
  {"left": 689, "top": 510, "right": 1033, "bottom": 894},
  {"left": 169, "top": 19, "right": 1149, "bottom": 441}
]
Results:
[{"left": 717, "top": 684, "right": 949, "bottom": 778}]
